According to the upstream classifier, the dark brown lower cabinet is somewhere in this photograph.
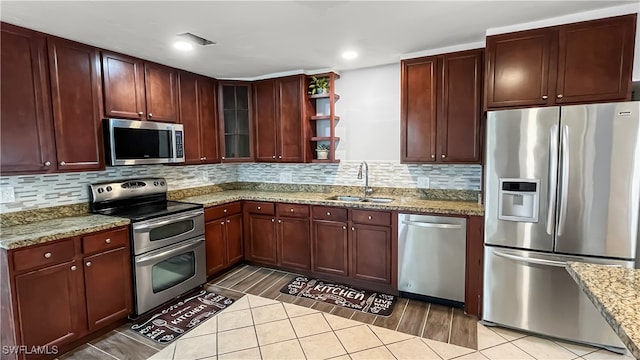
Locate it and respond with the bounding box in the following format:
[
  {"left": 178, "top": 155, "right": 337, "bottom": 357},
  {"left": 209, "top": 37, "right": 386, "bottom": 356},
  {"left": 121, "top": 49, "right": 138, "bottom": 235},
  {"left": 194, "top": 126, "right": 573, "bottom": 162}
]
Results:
[
  {"left": 350, "top": 224, "right": 391, "bottom": 284},
  {"left": 245, "top": 213, "right": 277, "bottom": 265},
  {"left": 205, "top": 204, "right": 243, "bottom": 276},
  {"left": 2, "top": 227, "right": 132, "bottom": 360},
  {"left": 312, "top": 220, "right": 349, "bottom": 277},
  {"left": 278, "top": 216, "right": 311, "bottom": 270},
  {"left": 465, "top": 215, "right": 484, "bottom": 317}
]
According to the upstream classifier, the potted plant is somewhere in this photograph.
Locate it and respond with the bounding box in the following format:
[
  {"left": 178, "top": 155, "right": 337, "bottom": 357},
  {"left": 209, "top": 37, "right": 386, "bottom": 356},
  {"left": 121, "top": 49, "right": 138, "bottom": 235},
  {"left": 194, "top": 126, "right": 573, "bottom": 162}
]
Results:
[
  {"left": 308, "top": 76, "right": 330, "bottom": 95},
  {"left": 316, "top": 144, "right": 330, "bottom": 159}
]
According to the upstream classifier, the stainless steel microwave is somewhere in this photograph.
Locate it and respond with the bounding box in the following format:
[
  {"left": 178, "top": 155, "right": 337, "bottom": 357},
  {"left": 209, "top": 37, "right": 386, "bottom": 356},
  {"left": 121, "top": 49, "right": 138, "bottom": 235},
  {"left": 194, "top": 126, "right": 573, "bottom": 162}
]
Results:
[{"left": 104, "top": 118, "right": 185, "bottom": 166}]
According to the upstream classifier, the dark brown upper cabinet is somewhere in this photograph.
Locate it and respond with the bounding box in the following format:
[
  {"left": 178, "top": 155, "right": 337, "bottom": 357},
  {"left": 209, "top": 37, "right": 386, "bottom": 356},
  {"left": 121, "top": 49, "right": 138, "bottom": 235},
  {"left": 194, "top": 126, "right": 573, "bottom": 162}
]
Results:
[
  {"left": 253, "top": 75, "right": 305, "bottom": 162},
  {"left": 178, "top": 72, "right": 219, "bottom": 164},
  {"left": 102, "top": 51, "right": 178, "bottom": 122},
  {"left": 401, "top": 48, "right": 484, "bottom": 164},
  {"left": 219, "top": 81, "right": 253, "bottom": 162},
  {"left": 485, "top": 14, "right": 636, "bottom": 109},
  {"left": 48, "top": 37, "right": 104, "bottom": 172},
  {"left": 1, "top": 23, "right": 56, "bottom": 174}
]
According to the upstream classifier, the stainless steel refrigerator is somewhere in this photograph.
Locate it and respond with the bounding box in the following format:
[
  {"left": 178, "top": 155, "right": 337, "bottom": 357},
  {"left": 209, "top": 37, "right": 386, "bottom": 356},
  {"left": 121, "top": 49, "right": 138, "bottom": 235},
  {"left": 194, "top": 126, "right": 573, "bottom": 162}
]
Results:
[{"left": 483, "top": 101, "right": 640, "bottom": 353}]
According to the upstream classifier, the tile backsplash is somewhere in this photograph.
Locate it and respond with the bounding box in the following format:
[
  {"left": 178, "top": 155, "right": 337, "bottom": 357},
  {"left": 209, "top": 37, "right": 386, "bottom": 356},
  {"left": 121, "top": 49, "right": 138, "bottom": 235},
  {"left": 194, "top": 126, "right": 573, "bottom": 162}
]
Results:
[{"left": 0, "top": 161, "right": 481, "bottom": 213}]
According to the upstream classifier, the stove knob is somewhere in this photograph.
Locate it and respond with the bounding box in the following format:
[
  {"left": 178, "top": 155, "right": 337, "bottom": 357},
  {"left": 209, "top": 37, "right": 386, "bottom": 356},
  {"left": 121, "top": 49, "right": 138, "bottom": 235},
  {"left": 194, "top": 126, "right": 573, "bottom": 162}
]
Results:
[
  {"left": 154, "top": 181, "right": 159, "bottom": 186},
  {"left": 160, "top": 181, "right": 165, "bottom": 186},
  {"left": 97, "top": 188, "right": 104, "bottom": 194},
  {"left": 106, "top": 186, "right": 112, "bottom": 192}
]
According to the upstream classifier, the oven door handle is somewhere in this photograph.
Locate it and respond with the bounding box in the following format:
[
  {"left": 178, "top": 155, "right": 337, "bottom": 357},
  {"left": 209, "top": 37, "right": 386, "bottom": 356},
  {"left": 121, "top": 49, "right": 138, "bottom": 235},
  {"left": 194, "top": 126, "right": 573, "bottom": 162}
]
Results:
[
  {"left": 135, "top": 238, "right": 204, "bottom": 265},
  {"left": 133, "top": 210, "right": 204, "bottom": 231}
]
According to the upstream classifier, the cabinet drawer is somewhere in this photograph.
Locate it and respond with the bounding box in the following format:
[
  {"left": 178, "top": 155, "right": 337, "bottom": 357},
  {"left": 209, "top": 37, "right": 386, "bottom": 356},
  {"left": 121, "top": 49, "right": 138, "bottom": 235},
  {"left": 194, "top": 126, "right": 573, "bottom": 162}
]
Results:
[
  {"left": 312, "top": 206, "right": 347, "bottom": 222},
  {"left": 82, "top": 227, "right": 129, "bottom": 255},
  {"left": 244, "top": 201, "right": 275, "bottom": 215},
  {"left": 13, "top": 238, "right": 76, "bottom": 272},
  {"left": 352, "top": 210, "right": 391, "bottom": 226},
  {"left": 206, "top": 202, "right": 242, "bottom": 221},
  {"left": 277, "top": 203, "right": 309, "bottom": 219}
]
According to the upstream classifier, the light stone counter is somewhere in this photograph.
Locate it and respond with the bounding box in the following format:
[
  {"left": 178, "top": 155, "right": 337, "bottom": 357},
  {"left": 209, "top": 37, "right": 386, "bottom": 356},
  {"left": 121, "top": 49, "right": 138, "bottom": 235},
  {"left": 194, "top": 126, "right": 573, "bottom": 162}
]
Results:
[{"left": 566, "top": 262, "right": 640, "bottom": 359}]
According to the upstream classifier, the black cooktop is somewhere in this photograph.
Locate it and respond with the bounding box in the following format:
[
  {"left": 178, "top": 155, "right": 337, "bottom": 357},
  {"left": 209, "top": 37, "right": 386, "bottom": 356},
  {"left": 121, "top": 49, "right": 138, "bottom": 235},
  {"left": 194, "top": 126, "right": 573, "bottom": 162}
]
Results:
[{"left": 94, "top": 200, "right": 203, "bottom": 222}]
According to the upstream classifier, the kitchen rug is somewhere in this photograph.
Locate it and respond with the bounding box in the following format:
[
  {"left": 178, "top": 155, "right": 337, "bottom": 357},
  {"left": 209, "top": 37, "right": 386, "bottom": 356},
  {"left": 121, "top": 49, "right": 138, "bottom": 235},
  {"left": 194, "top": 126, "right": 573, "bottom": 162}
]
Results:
[
  {"left": 130, "top": 290, "right": 234, "bottom": 344},
  {"left": 280, "top": 276, "right": 396, "bottom": 316}
]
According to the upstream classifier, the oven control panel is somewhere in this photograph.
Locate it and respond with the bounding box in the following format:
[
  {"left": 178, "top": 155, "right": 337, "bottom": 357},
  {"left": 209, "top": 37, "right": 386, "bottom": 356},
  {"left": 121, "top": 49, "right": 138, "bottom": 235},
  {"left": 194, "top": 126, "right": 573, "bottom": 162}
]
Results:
[{"left": 90, "top": 178, "right": 168, "bottom": 202}]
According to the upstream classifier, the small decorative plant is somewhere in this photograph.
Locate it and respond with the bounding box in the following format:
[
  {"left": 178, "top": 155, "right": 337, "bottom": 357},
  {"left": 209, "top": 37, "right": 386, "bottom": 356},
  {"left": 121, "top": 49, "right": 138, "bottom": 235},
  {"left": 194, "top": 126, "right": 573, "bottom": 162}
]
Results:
[
  {"left": 316, "top": 144, "right": 330, "bottom": 151},
  {"left": 308, "top": 76, "right": 330, "bottom": 95},
  {"left": 316, "top": 144, "right": 330, "bottom": 159}
]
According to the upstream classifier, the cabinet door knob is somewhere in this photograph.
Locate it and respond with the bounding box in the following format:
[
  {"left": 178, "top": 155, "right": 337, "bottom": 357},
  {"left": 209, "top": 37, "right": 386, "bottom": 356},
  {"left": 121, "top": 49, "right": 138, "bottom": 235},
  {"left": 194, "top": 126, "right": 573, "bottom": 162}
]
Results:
[
  {"left": 257, "top": 206, "right": 261, "bottom": 210},
  {"left": 223, "top": 209, "right": 227, "bottom": 213},
  {"left": 272, "top": 155, "right": 276, "bottom": 159},
  {"left": 202, "top": 157, "right": 206, "bottom": 160},
  {"left": 220, "top": 221, "right": 225, "bottom": 225},
  {"left": 557, "top": 94, "right": 563, "bottom": 99},
  {"left": 542, "top": 95, "right": 548, "bottom": 100},
  {"left": 148, "top": 113, "right": 153, "bottom": 117},
  {"left": 327, "top": 212, "right": 331, "bottom": 216},
  {"left": 368, "top": 215, "right": 372, "bottom": 220},
  {"left": 290, "top": 208, "right": 294, "bottom": 212},
  {"left": 59, "top": 161, "right": 66, "bottom": 166},
  {"left": 431, "top": 155, "right": 435, "bottom": 159},
  {"left": 441, "top": 154, "right": 446, "bottom": 158},
  {"left": 278, "top": 219, "right": 282, "bottom": 223},
  {"left": 71, "top": 265, "right": 77, "bottom": 271},
  {"left": 342, "top": 226, "right": 346, "bottom": 230},
  {"left": 44, "top": 161, "right": 51, "bottom": 166},
  {"left": 44, "top": 252, "right": 52, "bottom": 259},
  {"left": 222, "top": 156, "right": 226, "bottom": 160},
  {"left": 278, "top": 155, "right": 282, "bottom": 159},
  {"left": 271, "top": 218, "right": 275, "bottom": 222},
  {"left": 105, "top": 238, "right": 111, "bottom": 244},
  {"left": 227, "top": 219, "right": 231, "bottom": 223},
  {"left": 86, "top": 261, "right": 92, "bottom": 267},
  {"left": 138, "top": 111, "right": 144, "bottom": 116},
  {"left": 351, "top": 227, "right": 355, "bottom": 231}
]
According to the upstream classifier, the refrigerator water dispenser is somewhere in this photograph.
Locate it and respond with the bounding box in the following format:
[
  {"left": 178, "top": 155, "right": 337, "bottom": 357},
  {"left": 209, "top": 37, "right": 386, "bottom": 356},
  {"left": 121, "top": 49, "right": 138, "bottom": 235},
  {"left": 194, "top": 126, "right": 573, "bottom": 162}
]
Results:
[{"left": 498, "top": 179, "right": 539, "bottom": 222}]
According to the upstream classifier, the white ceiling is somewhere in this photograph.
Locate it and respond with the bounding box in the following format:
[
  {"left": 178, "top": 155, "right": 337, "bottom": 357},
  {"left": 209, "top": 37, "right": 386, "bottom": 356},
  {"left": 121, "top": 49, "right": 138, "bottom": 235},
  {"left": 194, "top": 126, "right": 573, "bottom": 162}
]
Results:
[{"left": 1, "top": 1, "right": 636, "bottom": 79}]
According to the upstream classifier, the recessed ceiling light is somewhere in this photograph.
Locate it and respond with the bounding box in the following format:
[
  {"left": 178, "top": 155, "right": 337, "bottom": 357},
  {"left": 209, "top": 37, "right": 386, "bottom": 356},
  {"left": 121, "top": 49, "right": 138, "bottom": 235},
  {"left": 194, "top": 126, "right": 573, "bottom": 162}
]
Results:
[
  {"left": 342, "top": 50, "right": 358, "bottom": 60},
  {"left": 173, "top": 41, "right": 194, "bottom": 51}
]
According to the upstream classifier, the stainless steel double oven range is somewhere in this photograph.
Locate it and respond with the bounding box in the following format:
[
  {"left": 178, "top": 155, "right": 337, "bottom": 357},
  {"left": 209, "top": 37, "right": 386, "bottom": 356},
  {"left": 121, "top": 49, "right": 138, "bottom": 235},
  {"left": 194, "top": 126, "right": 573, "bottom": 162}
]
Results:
[{"left": 90, "top": 178, "right": 206, "bottom": 315}]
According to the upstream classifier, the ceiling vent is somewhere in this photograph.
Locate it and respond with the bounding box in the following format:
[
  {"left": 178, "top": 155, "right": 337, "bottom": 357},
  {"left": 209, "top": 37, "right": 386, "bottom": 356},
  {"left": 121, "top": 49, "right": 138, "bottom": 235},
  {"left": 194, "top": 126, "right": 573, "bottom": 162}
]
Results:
[{"left": 177, "top": 32, "right": 216, "bottom": 46}]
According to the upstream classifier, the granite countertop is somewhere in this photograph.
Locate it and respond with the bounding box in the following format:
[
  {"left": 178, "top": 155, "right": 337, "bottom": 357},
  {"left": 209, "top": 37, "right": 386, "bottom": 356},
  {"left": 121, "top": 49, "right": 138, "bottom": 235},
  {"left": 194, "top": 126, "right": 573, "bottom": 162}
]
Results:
[
  {"left": 566, "top": 262, "right": 640, "bottom": 359},
  {"left": 0, "top": 214, "right": 130, "bottom": 250},
  {"left": 179, "top": 190, "right": 484, "bottom": 216}
]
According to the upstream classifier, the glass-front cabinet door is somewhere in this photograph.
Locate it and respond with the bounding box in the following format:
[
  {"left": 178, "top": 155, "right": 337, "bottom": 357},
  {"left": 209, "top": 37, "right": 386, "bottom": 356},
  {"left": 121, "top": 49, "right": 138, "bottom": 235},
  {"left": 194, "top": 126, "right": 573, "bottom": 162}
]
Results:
[{"left": 219, "top": 81, "right": 253, "bottom": 161}]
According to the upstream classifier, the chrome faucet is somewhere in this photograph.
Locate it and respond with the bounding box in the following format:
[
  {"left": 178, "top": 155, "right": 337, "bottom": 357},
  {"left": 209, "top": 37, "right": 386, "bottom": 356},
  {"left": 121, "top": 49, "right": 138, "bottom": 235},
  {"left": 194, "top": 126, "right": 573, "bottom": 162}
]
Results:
[{"left": 357, "top": 161, "right": 373, "bottom": 197}]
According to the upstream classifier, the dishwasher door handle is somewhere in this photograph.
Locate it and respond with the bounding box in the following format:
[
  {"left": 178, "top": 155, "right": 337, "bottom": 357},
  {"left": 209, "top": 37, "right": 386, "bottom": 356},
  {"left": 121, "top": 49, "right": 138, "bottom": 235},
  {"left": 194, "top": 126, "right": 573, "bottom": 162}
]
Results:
[{"left": 402, "top": 220, "right": 463, "bottom": 229}]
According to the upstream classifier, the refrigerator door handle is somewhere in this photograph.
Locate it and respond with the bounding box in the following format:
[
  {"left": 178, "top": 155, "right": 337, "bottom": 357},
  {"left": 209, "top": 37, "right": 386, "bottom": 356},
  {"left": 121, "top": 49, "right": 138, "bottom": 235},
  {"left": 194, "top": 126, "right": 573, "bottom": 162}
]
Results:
[
  {"left": 557, "top": 125, "right": 570, "bottom": 236},
  {"left": 546, "top": 125, "right": 559, "bottom": 235},
  {"left": 493, "top": 250, "right": 567, "bottom": 267}
]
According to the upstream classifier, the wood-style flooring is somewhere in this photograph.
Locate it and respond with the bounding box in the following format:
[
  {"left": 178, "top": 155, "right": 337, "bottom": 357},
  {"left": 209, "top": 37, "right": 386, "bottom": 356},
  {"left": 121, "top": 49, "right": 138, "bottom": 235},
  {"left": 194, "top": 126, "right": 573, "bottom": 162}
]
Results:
[{"left": 57, "top": 264, "right": 477, "bottom": 359}]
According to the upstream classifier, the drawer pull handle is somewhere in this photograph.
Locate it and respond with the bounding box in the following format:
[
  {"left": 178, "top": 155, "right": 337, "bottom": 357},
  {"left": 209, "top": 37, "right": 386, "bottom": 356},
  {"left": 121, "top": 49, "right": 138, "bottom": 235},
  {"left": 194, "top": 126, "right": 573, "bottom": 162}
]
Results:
[
  {"left": 44, "top": 252, "right": 52, "bottom": 259},
  {"left": 105, "top": 238, "right": 111, "bottom": 244},
  {"left": 257, "top": 206, "right": 261, "bottom": 210},
  {"left": 227, "top": 219, "right": 231, "bottom": 223},
  {"left": 327, "top": 212, "right": 331, "bottom": 216},
  {"left": 290, "top": 208, "right": 294, "bottom": 212},
  {"left": 224, "top": 209, "right": 227, "bottom": 213},
  {"left": 86, "top": 261, "right": 92, "bottom": 267},
  {"left": 368, "top": 216, "right": 372, "bottom": 220},
  {"left": 71, "top": 265, "right": 77, "bottom": 271}
]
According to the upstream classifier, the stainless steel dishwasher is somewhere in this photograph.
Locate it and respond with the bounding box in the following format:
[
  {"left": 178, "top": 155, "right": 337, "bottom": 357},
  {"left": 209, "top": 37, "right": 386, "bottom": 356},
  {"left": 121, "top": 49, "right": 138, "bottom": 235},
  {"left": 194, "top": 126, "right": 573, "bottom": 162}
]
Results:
[{"left": 398, "top": 214, "right": 466, "bottom": 306}]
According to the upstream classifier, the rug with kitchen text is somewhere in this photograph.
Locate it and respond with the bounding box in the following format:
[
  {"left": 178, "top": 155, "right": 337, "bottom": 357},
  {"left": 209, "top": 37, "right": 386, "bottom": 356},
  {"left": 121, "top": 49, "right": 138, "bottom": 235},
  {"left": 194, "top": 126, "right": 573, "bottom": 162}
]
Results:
[
  {"left": 130, "top": 290, "right": 234, "bottom": 344},
  {"left": 280, "top": 277, "right": 396, "bottom": 316}
]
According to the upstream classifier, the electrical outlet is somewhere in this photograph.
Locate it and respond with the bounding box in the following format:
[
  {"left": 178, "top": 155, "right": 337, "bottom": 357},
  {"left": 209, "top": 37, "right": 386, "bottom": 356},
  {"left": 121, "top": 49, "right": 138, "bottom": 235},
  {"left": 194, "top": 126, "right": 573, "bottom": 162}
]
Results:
[
  {"left": 279, "top": 172, "right": 293, "bottom": 183},
  {"left": 417, "top": 177, "right": 430, "bottom": 189},
  {"left": 0, "top": 186, "right": 15, "bottom": 203}
]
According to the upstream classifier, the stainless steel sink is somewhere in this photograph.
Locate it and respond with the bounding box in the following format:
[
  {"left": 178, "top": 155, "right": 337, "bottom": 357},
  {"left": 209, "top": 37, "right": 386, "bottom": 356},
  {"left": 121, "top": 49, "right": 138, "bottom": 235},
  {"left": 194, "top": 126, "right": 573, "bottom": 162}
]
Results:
[{"left": 326, "top": 195, "right": 394, "bottom": 203}]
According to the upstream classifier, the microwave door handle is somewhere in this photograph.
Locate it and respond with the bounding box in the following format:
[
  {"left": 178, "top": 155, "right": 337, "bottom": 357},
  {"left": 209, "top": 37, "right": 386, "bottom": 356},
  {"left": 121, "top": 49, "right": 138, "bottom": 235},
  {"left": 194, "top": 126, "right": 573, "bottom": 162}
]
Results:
[
  {"left": 546, "top": 125, "right": 559, "bottom": 235},
  {"left": 135, "top": 238, "right": 204, "bottom": 265},
  {"left": 133, "top": 210, "right": 204, "bottom": 231}
]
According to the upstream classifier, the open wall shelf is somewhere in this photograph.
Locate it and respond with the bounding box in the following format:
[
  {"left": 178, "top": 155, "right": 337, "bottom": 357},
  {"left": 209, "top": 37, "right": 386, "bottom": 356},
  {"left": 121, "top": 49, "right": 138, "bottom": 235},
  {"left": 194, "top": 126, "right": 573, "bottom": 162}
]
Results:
[{"left": 305, "top": 72, "right": 341, "bottom": 163}]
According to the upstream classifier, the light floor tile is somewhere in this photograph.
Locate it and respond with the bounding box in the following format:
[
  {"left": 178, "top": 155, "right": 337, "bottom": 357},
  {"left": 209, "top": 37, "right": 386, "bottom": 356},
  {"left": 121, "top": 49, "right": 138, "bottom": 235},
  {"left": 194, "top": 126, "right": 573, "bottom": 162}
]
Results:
[
  {"left": 335, "top": 325, "right": 383, "bottom": 353},
  {"left": 476, "top": 323, "right": 508, "bottom": 350},
  {"left": 423, "top": 338, "right": 475, "bottom": 359},
  {"left": 255, "top": 319, "right": 297, "bottom": 346},
  {"left": 283, "top": 301, "right": 320, "bottom": 318},
  {"left": 260, "top": 339, "right": 306, "bottom": 360},
  {"left": 217, "top": 326, "right": 258, "bottom": 355},
  {"left": 327, "top": 356, "right": 351, "bottom": 360},
  {"left": 553, "top": 340, "right": 599, "bottom": 357},
  {"left": 247, "top": 294, "right": 280, "bottom": 308},
  {"left": 299, "top": 331, "right": 347, "bottom": 360},
  {"left": 386, "top": 338, "right": 441, "bottom": 360},
  {"left": 480, "top": 342, "right": 535, "bottom": 360},
  {"left": 146, "top": 343, "right": 175, "bottom": 360},
  {"left": 583, "top": 349, "right": 635, "bottom": 359},
  {"left": 217, "top": 309, "right": 254, "bottom": 332},
  {"left": 512, "top": 336, "right": 576, "bottom": 360},
  {"left": 368, "top": 324, "right": 414, "bottom": 345},
  {"left": 173, "top": 334, "right": 217, "bottom": 359},
  {"left": 290, "top": 313, "right": 332, "bottom": 338},
  {"left": 224, "top": 296, "right": 250, "bottom": 312},
  {"left": 349, "top": 346, "right": 396, "bottom": 360},
  {"left": 250, "top": 303, "right": 288, "bottom": 325},
  {"left": 489, "top": 326, "right": 528, "bottom": 341},
  {"left": 323, "top": 313, "right": 361, "bottom": 331},
  {"left": 217, "top": 347, "right": 261, "bottom": 360},
  {"left": 454, "top": 352, "right": 489, "bottom": 359},
  {"left": 181, "top": 316, "right": 217, "bottom": 339}
]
